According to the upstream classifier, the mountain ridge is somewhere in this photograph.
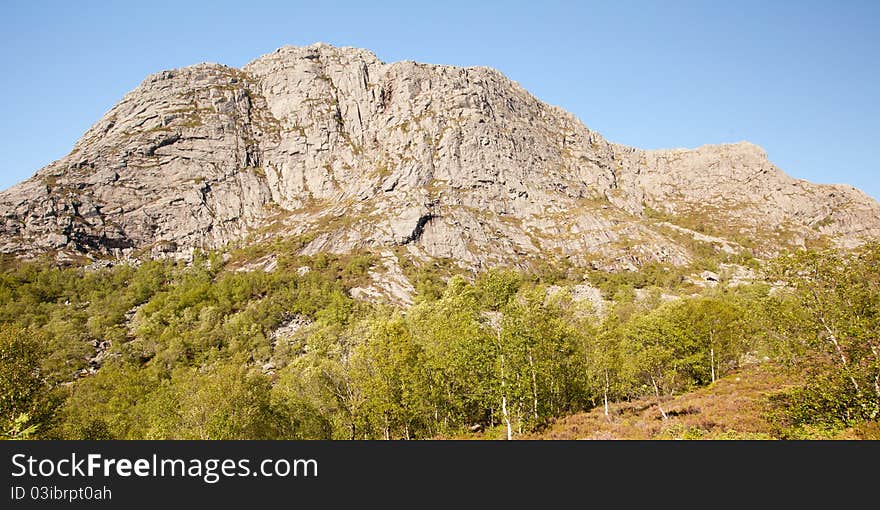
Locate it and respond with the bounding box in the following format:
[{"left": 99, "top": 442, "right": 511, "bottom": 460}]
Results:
[{"left": 2, "top": 42, "right": 878, "bottom": 273}]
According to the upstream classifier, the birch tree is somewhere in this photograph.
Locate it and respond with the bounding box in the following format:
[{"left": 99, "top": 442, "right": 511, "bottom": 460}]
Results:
[{"left": 770, "top": 243, "right": 880, "bottom": 424}]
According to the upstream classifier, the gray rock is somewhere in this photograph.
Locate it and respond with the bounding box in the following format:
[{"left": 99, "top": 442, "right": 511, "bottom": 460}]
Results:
[
  {"left": 701, "top": 270, "right": 720, "bottom": 282},
  {"left": 2, "top": 43, "right": 879, "bottom": 274}
]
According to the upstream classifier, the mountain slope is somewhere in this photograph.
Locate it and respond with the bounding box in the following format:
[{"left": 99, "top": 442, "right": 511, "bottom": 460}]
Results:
[
  {"left": 2, "top": 43, "right": 879, "bottom": 270},
  {"left": 526, "top": 362, "right": 880, "bottom": 440},
  {"left": 525, "top": 363, "right": 795, "bottom": 440}
]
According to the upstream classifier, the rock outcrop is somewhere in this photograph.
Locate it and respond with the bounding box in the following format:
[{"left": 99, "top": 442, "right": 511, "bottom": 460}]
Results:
[{"left": 2, "top": 43, "right": 879, "bottom": 271}]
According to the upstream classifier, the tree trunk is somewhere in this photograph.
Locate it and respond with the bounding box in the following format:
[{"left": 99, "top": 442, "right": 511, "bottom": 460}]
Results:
[
  {"left": 650, "top": 375, "right": 668, "bottom": 421},
  {"left": 710, "top": 346, "right": 716, "bottom": 384},
  {"left": 603, "top": 369, "right": 610, "bottom": 418},
  {"left": 819, "top": 313, "right": 860, "bottom": 394},
  {"left": 873, "top": 373, "right": 880, "bottom": 420},
  {"left": 869, "top": 343, "right": 880, "bottom": 419},
  {"left": 528, "top": 351, "right": 539, "bottom": 421},
  {"left": 516, "top": 401, "right": 523, "bottom": 435},
  {"left": 501, "top": 353, "right": 512, "bottom": 440}
]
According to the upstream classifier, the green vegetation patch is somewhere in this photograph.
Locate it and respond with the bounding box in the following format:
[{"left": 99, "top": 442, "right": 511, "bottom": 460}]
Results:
[{"left": 2, "top": 243, "right": 878, "bottom": 440}]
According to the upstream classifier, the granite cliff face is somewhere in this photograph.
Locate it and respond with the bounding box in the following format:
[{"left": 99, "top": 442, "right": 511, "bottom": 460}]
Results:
[{"left": 2, "top": 43, "right": 879, "bottom": 271}]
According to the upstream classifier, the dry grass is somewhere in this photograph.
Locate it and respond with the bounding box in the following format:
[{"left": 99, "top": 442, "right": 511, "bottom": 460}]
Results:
[
  {"left": 528, "top": 363, "right": 801, "bottom": 440},
  {"left": 436, "top": 362, "right": 880, "bottom": 440}
]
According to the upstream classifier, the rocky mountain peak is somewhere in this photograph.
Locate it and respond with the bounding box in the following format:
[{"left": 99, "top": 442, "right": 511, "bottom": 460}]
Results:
[
  {"left": 258, "top": 41, "right": 383, "bottom": 65},
  {"left": 1, "top": 43, "right": 878, "bottom": 272}
]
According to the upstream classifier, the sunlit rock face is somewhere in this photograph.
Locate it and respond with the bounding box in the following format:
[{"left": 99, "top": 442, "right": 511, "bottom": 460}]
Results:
[{"left": 2, "top": 43, "right": 878, "bottom": 270}]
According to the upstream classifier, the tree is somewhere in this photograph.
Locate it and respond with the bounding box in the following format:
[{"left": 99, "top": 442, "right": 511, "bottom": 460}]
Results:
[
  {"left": 351, "top": 314, "right": 430, "bottom": 439},
  {"left": 476, "top": 269, "right": 521, "bottom": 311},
  {"left": 677, "top": 297, "right": 749, "bottom": 384},
  {"left": 769, "top": 244, "right": 880, "bottom": 426},
  {"left": 584, "top": 324, "right": 623, "bottom": 418},
  {"left": 142, "top": 360, "right": 280, "bottom": 440},
  {"left": 1, "top": 413, "right": 39, "bottom": 440},
  {"left": 499, "top": 288, "right": 591, "bottom": 433},
  {"left": 60, "top": 362, "right": 158, "bottom": 439},
  {"left": 410, "top": 277, "right": 497, "bottom": 435},
  {"left": 289, "top": 321, "right": 370, "bottom": 439},
  {"left": 0, "top": 325, "right": 58, "bottom": 437},
  {"left": 619, "top": 303, "right": 703, "bottom": 420},
  {"left": 269, "top": 368, "right": 334, "bottom": 440}
]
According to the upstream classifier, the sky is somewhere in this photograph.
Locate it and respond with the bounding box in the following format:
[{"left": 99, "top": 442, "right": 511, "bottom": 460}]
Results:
[{"left": 2, "top": 0, "right": 878, "bottom": 198}]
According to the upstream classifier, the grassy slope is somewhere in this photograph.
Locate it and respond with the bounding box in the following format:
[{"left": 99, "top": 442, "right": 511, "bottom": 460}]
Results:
[{"left": 527, "top": 363, "right": 800, "bottom": 440}]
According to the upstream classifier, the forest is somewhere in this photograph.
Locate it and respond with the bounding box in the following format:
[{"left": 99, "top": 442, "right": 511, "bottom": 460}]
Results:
[{"left": 1, "top": 241, "right": 879, "bottom": 440}]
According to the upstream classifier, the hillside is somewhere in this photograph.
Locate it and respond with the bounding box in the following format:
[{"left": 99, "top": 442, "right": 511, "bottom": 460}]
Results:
[
  {"left": 528, "top": 362, "right": 795, "bottom": 440},
  {"left": 1, "top": 43, "right": 879, "bottom": 293},
  {"left": 527, "top": 363, "right": 880, "bottom": 440},
  {"left": 1, "top": 44, "right": 879, "bottom": 442}
]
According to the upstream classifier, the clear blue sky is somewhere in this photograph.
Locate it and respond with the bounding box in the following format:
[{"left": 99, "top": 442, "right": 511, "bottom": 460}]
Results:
[{"left": 2, "top": 0, "right": 878, "bottom": 199}]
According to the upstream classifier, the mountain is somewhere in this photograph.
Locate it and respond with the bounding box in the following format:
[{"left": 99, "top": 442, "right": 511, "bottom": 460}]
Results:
[{"left": 2, "top": 42, "right": 879, "bottom": 272}]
